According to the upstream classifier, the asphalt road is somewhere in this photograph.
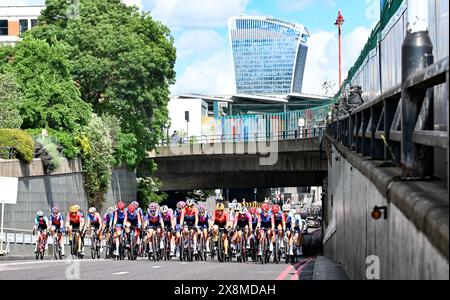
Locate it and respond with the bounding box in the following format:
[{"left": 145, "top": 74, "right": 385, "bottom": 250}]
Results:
[{"left": 0, "top": 257, "right": 314, "bottom": 280}]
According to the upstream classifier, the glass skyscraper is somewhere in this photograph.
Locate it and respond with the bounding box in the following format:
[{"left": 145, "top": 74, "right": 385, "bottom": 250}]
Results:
[{"left": 228, "top": 16, "right": 310, "bottom": 95}]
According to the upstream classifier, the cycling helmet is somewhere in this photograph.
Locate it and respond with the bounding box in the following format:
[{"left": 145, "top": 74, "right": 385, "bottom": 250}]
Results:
[
  {"left": 132, "top": 201, "right": 139, "bottom": 208},
  {"left": 69, "top": 206, "right": 78, "bottom": 213},
  {"left": 186, "top": 199, "right": 195, "bottom": 206},
  {"left": 128, "top": 204, "right": 136, "bottom": 213},
  {"left": 148, "top": 203, "right": 158, "bottom": 210},
  {"left": 160, "top": 205, "right": 169, "bottom": 213},
  {"left": 261, "top": 203, "right": 270, "bottom": 212},
  {"left": 107, "top": 207, "right": 114, "bottom": 214},
  {"left": 88, "top": 207, "right": 96, "bottom": 214},
  {"left": 216, "top": 203, "right": 225, "bottom": 211},
  {"left": 52, "top": 207, "right": 59, "bottom": 214},
  {"left": 239, "top": 207, "right": 248, "bottom": 215},
  {"left": 74, "top": 205, "right": 80, "bottom": 210},
  {"left": 272, "top": 205, "right": 281, "bottom": 214},
  {"left": 198, "top": 204, "right": 206, "bottom": 212},
  {"left": 283, "top": 204, "right": 291, "bottom": 212},
  {"left": 118, "top": 201, "right": 125, "bottom": 210},
  {"left": 37, "top": 211, "right": 44, "bottom": 217},
  {"left": 290, "top": 209, "right": 297, "bottom": 215},
  {"left": 177, "top": 201, "right": 186, "bottom": 209}
]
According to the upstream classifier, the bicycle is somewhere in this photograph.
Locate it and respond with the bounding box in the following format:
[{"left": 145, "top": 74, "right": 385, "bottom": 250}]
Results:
[
  {"left": 104, "top": 228, "right": 114, "bottom": 259},
  {"left": 52, "top": 229, "right": 63, "bottom": 260},
  {"left": 216, "top": 228, "right": 231, "bottom": 263},
  {"left": 69, "top": 227, "right": 84, "bottom": 259},
  {"left": 34, "top": 229, "right": 48, "bottom": 260},
  {"left": 90, "top": 227, "right": 101, "bottom": 260},
  {"left": 258, "top": 228, "right": 271, "bottom": 265},
  {"left": 147, "top": 227, "right": 160, "bottom": 262},
  {"left": 197, "top": 227, "right": 208, "bottom": 262},
  {"left": 180, "top": 226, "right": 195, "bottom": 262},
  {"left": 162, "top": 227, "right": 173, "bottom": 261},
  {"left": 125, "top": 226, "right": 139, "bottom": 261}
]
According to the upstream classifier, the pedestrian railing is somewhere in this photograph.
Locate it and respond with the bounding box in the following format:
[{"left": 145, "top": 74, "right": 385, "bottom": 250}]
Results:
[
  {"left": 328, "top": 56, "right": 449, "bottom": 187},
  {"left": 162, "top": 127, "right": 326, "bottom": 146},
  {"left": 0, "top": 147, "right": 17, "bottom": 160}
]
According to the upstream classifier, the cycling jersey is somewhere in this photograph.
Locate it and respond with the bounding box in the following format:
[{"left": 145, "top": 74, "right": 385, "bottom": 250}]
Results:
[
  {"left": 212, "top": 211, "right": 228, "bottom": 228},
  {"left": 146, "top": 211, "right": 162, "bottom": 228},
  {"left": 235, "top": 212, "right": 251, "bottom": 229},
  {"left": 198, "top": 211, "right": 210, "bottom": 228},
  {"left": 35, "top": 216, "right": 49, "bottom": 230},
  {"left": 125, "top": 210, "right": 140, "bottom": 227},
  {"left": 114, "top": 209, "right": 126, "bottom": 227},
  {"left": 50, "top": 213, "right": 64, "bottom": 228},
  {"left": 258, "top": 211, "right": 273, "bottom": 229},
  {"left": 284, "top": 212, "right": 294, "bottom": 229},
  {"left": 161, "top": 211, "right": 174, "bottom": 228},
  {"left": 103, "top": 213, "right": 113, "bottom": 229},
  {"left": 251, "top": 214, "right": 258, "bottom": 230},
  {"left": 182, "top": 207, "right": 198, "bottom": 226},
  {"left": 273, "top": 211, "right": 285, "bottom": 227}
]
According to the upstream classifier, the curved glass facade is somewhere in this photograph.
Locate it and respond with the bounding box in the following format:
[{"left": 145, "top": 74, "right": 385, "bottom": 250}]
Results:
[{"left": 228, "top": 16, "right": 309, "bottom": 95}]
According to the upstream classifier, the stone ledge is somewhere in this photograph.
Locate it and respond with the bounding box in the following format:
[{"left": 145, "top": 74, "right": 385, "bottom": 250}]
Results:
[
  {"left": 0, "top": 158, "right": 83, "bottom": 178},
  {"left": 329, "top": 137, "right": 449, "bottom": 260}
]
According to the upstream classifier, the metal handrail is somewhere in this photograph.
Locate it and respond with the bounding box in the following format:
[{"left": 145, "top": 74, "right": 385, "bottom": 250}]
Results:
[
  {"left": 328, "top": 56, "right": 449, "bottom": 182},
  {"left": 161, "top": 127, "right": 326, "bottom": 146}
]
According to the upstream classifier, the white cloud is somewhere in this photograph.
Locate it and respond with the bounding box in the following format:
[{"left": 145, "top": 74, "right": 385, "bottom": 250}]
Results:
[
  {"left": 276, "top": 0, "right": 314, "bottom": 12},
  {"left": 122, "top": 0, "right": 142, "bottom": 9},
  {"left": 302, "top": 26, "right": 371, "bottom": 95},
  {"left": 171, "top": 50, "right": 235, "bottom": 95},
  {"left": 148, "top": 0, "right": 250, "bottom": 29},
  {"left": 175, "top": 30, "right": 226, "bottom": 61}
]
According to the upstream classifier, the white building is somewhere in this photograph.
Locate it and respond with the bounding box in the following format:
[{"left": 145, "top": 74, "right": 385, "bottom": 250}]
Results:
[
  {"left": 0, "top": 5, "right": 45, "bottom": 45},
  {"left": 167, "top": 97, "right": 209, "bottom": 140}
]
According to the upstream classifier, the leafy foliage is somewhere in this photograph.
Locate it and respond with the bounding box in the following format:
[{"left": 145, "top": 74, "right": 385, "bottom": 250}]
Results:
[
  {"left": 0, "top": 37, "right": 92, "bottom": 133},
  {"left": 79, "top": 113, "right": 114, "bottom": 206},
  {"left": 0, "top": 72, "right": 24, "bottom": 129},
  {"left": 137, "top": 177, "right": 168, "bottom": 208},
  {"left": 35, "top": 135, "right": 62, "bottom": 173},
  {"left": 0, "top": 129, "right": 34, "bottom": 163},
  {"left": 32, "top": 0, "right": 176, "bottom": 169},
  {"left": 26, "top": 128, "right": 80, "bottom": 159}
]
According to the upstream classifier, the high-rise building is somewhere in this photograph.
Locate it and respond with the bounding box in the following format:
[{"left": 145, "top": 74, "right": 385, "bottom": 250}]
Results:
[
  {"left": 0, "top": 5, "right": 44, "bottom": 45},
  {"left": 228, "top": 16, "right": 310, "bottom": 95}
]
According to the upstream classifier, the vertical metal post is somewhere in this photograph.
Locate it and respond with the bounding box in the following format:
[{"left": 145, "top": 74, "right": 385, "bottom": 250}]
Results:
[{"left": 401, "top": 0, "right": 434, "bottom": 177}]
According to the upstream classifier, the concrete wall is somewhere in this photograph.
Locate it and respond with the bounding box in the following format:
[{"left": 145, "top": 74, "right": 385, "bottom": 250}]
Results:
[
  {"left": 324, "top": 145, "right": 449, "bottom": 280},
  {"left": 102, "top": 168, "right": 137, "bottom": 213}
]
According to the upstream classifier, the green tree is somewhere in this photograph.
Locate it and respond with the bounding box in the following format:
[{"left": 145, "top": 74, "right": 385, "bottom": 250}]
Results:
[
  {"left": 0, "top": 37, "right": 92, "bottom": 133},
  {"left": 33, "top": 0, "right": 176, "bottom": 169},
  {"left": 80, "top": 113, "right": 114, "bottom": 206},
  {"left": 137, "top": 177, "right": 168, "bottom": 208},
  {"left": 0, "top": 72, "right": 24, "bottom": 129}
]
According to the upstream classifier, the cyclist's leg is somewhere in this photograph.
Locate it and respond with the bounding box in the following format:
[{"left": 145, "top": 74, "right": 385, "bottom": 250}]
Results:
[{"left": 223, "top": 232, "right": 229, "bottom": 255}]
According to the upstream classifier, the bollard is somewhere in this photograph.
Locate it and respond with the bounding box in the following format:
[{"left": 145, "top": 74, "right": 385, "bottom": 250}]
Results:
[{"left": 401, "top": 0, "right": 434, "bottom": 177}]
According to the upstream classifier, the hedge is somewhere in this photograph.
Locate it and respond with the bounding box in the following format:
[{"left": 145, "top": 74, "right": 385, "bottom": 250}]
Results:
[{"left": 0, "top": 128, "right": 34, "bottom": 163}]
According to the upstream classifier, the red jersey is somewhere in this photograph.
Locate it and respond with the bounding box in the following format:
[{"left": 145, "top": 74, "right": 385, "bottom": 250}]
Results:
[
  {"left": 67, "top": 212, "right": 83, "bottom": 224},
  {"left": 212, "top": 211, "right": 228, "bottom": 225}
]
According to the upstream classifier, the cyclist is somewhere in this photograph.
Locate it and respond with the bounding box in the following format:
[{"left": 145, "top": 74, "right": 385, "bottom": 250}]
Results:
[
  {"left": 65, "top": 205, "right": 85, "bottom": 256},
  {"left": 124, "top": 203, "right": 142, "bottom": 247},
  {"left": 282, "top": 204, "right": 295, "bottom": 257},
  {"left": 174, "top": 201, "right": 186, "bottom": 258},
  {"left": 232, "top": 206, "right": 252, "bottom": 255},
  {"left": 144, "top": 202, "right": 164, "bottom": 255},
  {"left": 33, "top": 210, "right": 49, "bottom": 254},
  {"left": 112, "top": 201, "right": 126, "bottom": 257},
  {"left": 256, "top": 203, "right": 274, "bottom": 256},
  {"left": 211, "top": 203, "right": 229, "bottom": 256},
  {"left": 102, "top": 207, "right": 114, "bottom": 254},
  {"left": 293, "top": 209, "right": 304, "bottom": 256},
  {"left": 272, "top": 204, "right": 286, "bottom": 256},
  {"left": 197, "top": 204, "right": 211, "bottom": 253},
  {"left": 86, "top": 207, "right": 104, "bottom": 253},
  {"left": 180, "top": 199, "right": 199, "bottom": 254},
  {"left": 49, "top": 207, "right": 65, "bottom": 256},
  {"left": 160, "top": 205, "right": 176, "bottom": 256}
]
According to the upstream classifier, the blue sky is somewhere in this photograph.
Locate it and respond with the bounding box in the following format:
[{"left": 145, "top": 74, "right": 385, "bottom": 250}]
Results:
[{"left": 2, "top": 0, "right": 381, "bottom": 95}]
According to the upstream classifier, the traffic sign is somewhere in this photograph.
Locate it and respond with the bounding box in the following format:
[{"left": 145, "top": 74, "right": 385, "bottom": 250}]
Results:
[{"left": 0, "top": 177, "right": 18, "bottom": 204}]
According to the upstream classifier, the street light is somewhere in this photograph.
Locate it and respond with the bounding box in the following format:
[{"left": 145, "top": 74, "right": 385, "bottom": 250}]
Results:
[{"left": 335, "top": 10, "right": 345, "bottom": 87}]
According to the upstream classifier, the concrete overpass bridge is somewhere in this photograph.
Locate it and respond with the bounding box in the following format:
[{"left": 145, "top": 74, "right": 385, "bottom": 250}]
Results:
[{"left": 149, "top": 129, "right": 327, "bottom": 191}]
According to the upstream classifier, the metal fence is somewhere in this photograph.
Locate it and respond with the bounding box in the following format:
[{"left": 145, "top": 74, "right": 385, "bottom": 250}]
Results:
[
  {"left": 0, "top": 147, "right": 16, "bottom": 159},
  {"left": 166, "top": 127, "right": 327, "bottom": 145},
  {"left": 328, "top": 56, "right": 449, "bottom": 187}
]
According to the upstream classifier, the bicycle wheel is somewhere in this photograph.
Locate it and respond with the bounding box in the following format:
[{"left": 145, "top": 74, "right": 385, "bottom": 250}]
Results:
[
  {"left": 209, "top": 236, "right": 215, "bottom": 260},
  {"left": 130, "top": 234, "right": 136, "bottom": 260},
  {"left": 91, "top": 234, "right": 96, "bottom": 259},
  {"left": 53, "top": 236, "right": 59, "bottom": 260},
  {"left": 217, "top": 232, "right": 224, "bottom": 263}
]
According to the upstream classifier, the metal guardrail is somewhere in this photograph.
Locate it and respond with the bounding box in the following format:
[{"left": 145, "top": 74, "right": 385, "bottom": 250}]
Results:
[
  {"left": 0, "top": 147, "right": 17, "bottom": 159},
  {"left": 328, "top": 56, "right": 449, "bottom": 185},
  {"left": 162, "top": 127, "right": 327, "bottom": 146}
]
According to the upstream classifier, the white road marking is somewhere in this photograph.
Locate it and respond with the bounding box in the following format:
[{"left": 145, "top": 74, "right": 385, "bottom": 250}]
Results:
[
  {"left": 151, "top": 266, "right": 161, "bottom": 269},
  {"left": 113, "top": 272, "right": 129, "bottom": 275}
]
